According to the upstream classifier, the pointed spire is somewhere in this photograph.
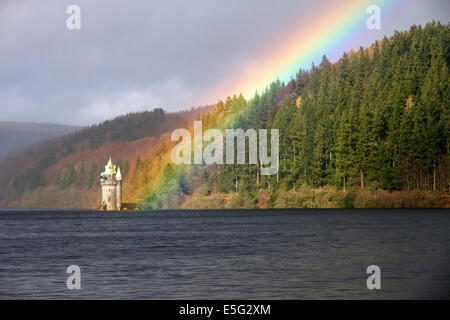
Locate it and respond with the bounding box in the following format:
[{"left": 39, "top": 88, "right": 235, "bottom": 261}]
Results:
[
  {"left": 102, "top": 156, "right": 116, "bottom": 175},
  {"left": 116, "top": 167, "right": 122, "bottom": 181}
]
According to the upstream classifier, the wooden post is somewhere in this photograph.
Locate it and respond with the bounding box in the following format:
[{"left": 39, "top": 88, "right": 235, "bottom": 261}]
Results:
[
  {"left": 276, "top": 155, "right": 279, "bottom": 185},
  {"left": 256, "top": 166, "right": 260, "bottom": 188},
  {"left": 360, "top": 169, "right": 364, "bottom": 189},
  {"left": 433, "top": 163, "right": 436, "bottom": 191}
]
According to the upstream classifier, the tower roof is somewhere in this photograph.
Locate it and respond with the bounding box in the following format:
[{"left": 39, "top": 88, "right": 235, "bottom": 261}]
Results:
[
  {"left": 101, "top": 156, "right": 116, "bottom": 176},
  {"left": 116, "top": 167, "right": 122, "bottom": 181}
]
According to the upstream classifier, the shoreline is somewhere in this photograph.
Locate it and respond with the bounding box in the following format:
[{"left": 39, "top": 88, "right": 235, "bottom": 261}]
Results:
[{"left": 0, "top": 208, "right": 449, "bottom": 213}]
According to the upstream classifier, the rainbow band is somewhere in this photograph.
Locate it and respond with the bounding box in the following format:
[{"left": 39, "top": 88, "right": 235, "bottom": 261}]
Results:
[{"left": 220, "top": 0, "right": 402, "bottom": 99}]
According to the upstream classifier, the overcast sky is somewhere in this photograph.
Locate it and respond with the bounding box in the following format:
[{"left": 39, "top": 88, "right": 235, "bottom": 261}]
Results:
[{"left": 0, "top": 0, "right": 448, "bottom": 126}]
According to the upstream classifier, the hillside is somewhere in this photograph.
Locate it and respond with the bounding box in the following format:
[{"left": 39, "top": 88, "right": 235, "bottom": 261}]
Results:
[
  {"left": 133, "top": 22, "right": 449, "bottom": 209},
  {"left": 0, "top": 22, "right": 448, "bottom": 209},
  {"left": 0, "top": 106, "right": 213, "bottom": 208},
  {"left": 0, "top": 122, "right": 80, "bottom": 160}
]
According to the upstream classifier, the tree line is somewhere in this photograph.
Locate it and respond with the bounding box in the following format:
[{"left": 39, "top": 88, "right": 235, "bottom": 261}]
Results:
[{"left": 198, "top": 22, "right": 449, "bottom": 196}]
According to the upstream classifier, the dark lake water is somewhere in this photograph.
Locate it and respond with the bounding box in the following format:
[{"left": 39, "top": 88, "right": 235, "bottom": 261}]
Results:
[{"left": 0, "top": 209, "right": 449, "bottom": 299}]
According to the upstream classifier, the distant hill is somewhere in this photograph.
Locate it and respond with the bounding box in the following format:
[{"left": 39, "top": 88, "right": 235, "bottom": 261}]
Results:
[
  {"left": 0, "top": 122, "right": 80, "bottom": 160},
  {"left": 0, "top": 106, "right": 213, "bottom": 208}
]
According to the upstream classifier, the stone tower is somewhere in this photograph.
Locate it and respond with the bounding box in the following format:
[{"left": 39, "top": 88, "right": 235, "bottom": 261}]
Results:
[{"left": 100, "top": 157, "right": 122, "bottom": 211}]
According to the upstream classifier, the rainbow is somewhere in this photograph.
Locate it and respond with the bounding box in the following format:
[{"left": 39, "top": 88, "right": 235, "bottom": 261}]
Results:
[
  {"left": 216, "top": 0, "right": 408, "bottom": 99},
  {"left": 133, "top": 0, "right": 423, "bottom": 207}
]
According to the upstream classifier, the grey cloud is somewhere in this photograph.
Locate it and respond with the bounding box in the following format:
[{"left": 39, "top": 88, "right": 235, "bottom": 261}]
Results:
[
  {"left": 0, "top": 0, "right": 448, "bottom": 125},
  {"left": 0, "top": 0, "right": 311, "bottom": 125}
]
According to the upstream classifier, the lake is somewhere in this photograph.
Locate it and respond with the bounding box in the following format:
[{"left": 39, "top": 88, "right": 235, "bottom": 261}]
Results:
[{"left": 0, "top": 209, "right": 449, "bottom": 299}]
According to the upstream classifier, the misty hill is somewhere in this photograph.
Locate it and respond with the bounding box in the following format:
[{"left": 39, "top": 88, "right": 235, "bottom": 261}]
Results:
[
  {"left": 0, "top": 122, "right": 80, "bottom": 160},
  {"left": 0, "top": 106, "right": 212, "bottom": 207}
]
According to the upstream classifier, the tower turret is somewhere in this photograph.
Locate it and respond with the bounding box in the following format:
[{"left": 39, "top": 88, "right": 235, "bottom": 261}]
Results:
[{"left": 116, "top": 167, "right": 122, "bottom": 210}]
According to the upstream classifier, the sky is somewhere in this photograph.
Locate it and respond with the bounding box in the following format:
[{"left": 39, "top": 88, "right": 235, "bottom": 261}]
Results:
[{"left": 0, "top": 0, "right": 448, "bottom": 126}]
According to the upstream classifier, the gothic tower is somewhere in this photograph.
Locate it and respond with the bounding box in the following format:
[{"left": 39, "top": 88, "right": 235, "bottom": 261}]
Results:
[{"left": 100, "top": 157, "right": 122, "bottom": 211}]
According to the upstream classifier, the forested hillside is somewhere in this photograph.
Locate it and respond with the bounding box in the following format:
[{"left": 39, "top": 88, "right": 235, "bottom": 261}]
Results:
[
  {"left": 0, "top": 106, "right": 212, "bottom": 208},
  {"left": 216, "top": 21, "right": 449, "bottom": 192},
  {"left": 136, "top": 22, "right": 449, "bottom": 209}
]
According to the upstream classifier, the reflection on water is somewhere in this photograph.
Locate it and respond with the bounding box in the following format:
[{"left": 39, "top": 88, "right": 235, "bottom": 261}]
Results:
[{"left": 0, "top": 209, "right": 449, "bottom": 299}]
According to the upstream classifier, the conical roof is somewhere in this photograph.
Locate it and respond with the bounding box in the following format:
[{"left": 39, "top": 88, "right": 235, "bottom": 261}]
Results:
[{"left": 101, "top": 156, "right": 116, "bottom": 176}]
